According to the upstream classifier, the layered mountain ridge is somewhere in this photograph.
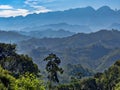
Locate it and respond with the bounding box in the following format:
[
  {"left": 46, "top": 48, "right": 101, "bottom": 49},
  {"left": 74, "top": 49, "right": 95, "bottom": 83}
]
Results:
[{"left": 0, "top": 6, "right": 120, "bottom": 32}]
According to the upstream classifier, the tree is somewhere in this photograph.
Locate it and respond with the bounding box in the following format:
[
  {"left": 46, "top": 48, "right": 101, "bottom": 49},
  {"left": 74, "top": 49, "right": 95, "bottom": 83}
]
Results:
[
  {"left": 0, "top": 43, "right": 45, "bottom": 90},
  {"left": 0, "top": 43, "right": 39, "bottom": 77},
  {"left": 0, "top": 43, "right": 16, "bottom": 60},
  {"left": 44, "top": 53, "right": 63, "bottom": 90}
]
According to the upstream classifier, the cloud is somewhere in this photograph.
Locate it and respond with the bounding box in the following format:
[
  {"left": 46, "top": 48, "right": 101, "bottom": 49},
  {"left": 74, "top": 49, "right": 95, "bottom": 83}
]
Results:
[
  {"left": 0, "top": 9, "right": 29, "bottom": 17},
  {"left": 0, "top": 5, "right": 13, "bottom": 9},
  {"left": 0, "top": 4, "right": 51, "bottom": 17},
  {"left": 25, "top": 0, "right": 55, "bottom": 4},
  {"left": 0, "top": 5, "right": 29, "bottom": 17},
  {"left": 0, "top": 1, "right": 52, "bottom": 17},
  {"left": 24, "top": 0, "right": 52, "bottom": 13},
  {"left": 32, "top": 6, "right": 51, "bottom": 13}
]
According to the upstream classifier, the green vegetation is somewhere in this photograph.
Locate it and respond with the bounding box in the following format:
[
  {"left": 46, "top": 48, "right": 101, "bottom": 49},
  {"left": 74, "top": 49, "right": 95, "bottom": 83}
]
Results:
[
  {"left": 0, "top": 43, "right": 45, "bottom": 90},
  {"left": 44, "top": 53, "right": 63, "bottom": 90},
  {"left": 59, "top": 64, "right": 94, "bottom": 83},
  {"left": 0, "top": 66, "right": 15, "bottom": 90},
  {"left": 1, "top": 43, "right": 120, "bottom": 90},
  {"left": 57, "top": 60, "right": 120, "bottom": 90},
  {"left": 14, "top": 73, "right": 45, "bottom": 90},
  {"left": 19, "top": 30, "right": 120, "bottom": 73},
  {"left": 115, "top": 82, "right": 120, "bottom": 90},
  {"left": 0, "top": 66, "right": 45, "bottom": 90},
  {"left": 0, "top": 43, "right": 39, "bottom": 77}
]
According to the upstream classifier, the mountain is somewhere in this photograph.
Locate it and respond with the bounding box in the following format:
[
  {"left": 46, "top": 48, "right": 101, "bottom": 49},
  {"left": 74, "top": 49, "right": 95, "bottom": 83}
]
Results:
[
  {"left": 0, "top": 6, "right": 120, "bottom": 32},
  {"left": 58, "top": 59, "right": 120, "bottom": 90},
  {"left": 18, "top": 29, "right": 120, "bottom": 72},
  {"left": 18, "top": 29, "right": 120, "bottom": 50},
  {"left": 19, "top": 29, "right": 75, "bottom": 38},
  {"left": 21, "top": 23, "right": 92, "bottom": 33},
  {"left": 96, "top": 49, "right": 120, "bottom": 72},
  {"left": 0, "top": 31, "right": 30, "bottom": 43},
  {"left": 60, "top": 63, "right": 94, "bottom": 83}
]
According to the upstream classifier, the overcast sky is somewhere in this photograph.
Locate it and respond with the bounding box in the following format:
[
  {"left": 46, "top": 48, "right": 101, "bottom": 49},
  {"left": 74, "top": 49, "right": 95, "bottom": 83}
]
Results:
[{"left": 0, "top": 0, "right": 120, "bottom": 17}]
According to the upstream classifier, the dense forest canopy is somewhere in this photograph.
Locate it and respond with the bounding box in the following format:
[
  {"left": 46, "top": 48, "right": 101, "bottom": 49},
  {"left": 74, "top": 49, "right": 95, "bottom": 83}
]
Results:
[
  {"left": 0, "top": 43, "right": 45, "bottom": 90},
  {"left": 0, "top": 43, "right": 120, "bottom": 90}
]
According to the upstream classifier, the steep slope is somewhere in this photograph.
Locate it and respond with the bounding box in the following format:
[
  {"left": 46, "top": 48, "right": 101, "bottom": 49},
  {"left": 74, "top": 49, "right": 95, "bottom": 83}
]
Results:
[
  {"left": 96, "top": 49, "right": 120, "bottom": 72},
  {"left": 58, "top": 60, "right": 120, "bottom": 90},
  {"left": 18, "top": 30, "right": 120, "bottom": 72},
  {"left": 18, "top": 30, "right": 120, "bottom": 51},
  {"left": 27, "top": 43, "right": 113, "bottom": 70}
]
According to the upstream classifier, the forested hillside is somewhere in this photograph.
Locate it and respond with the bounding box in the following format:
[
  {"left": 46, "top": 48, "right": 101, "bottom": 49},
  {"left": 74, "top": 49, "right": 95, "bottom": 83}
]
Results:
[
  {"left": 18, "top": 30, "right": 120, "bottom": 72},
  {"left": 0, "top": 43, "right": 120, "bottom": 90},
  {"left": 57, "top": 60, "right": 120, "bottom": 90}
]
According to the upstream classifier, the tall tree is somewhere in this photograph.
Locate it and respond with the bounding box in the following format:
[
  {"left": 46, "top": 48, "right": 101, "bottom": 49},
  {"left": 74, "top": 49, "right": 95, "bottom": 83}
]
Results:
[{"left": 44, "top": 53, "right": 63, "bottom": 90}]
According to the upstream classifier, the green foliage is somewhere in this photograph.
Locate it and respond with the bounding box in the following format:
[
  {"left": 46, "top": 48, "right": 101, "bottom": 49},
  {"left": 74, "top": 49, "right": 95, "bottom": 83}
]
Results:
[
  {"left": 44, "top": 53, "right": 63, "bottom": 83},
  {"left": 44, "top": 53, "right": 63, "bottom": 90},
  {"left": 0, "top": 43, "right": 45, "bottom": 90},
  {"left": 1, "top": 43, "right": 120, "bottom": 90},
  {"left": 115, "top": 82, "right": 120, "bottom": 90},
  {"left": 0, "top": 66, "right": 16, "bottom": 90},
  {"left": 114, "top": 60, "right": 120, "bottom": 66},
  {"left": 0, "top": 43, "right": 39, "bottom": 77},
  {"left": 58, "top": 60, "right": 120, "bottom": 90},
  {"left": 0, "top": 67, "right": 45, "bottom": 90},
  {"left": 14, "top": 73, "right": 45, "bottom": 90},
  {"left": 95, "top": 60, "right": 120, "bottom": 90},
  {"left": 80, "top": 78, "right": 97, "bottom": 90},
  {"left": 0, "top": 43, "right": 16, "bottom": 59}
]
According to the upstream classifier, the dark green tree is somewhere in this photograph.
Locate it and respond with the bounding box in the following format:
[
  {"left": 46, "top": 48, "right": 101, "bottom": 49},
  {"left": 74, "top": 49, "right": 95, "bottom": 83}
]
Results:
[
  {"left": 44, "top": 53, "right": 63, "bottom": 90},
  {"left": 0, "top": 43, "right": 16, "bottom": 60},
  {"left": 0, "top": 43, "right": 39, "bottom": 77}
]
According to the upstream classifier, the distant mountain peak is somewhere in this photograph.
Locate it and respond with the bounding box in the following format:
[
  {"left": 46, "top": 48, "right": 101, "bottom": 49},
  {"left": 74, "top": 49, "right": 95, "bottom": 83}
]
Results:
[
  {"left": 97, "top": 6, "right": 112, "bottom": 11},
  {"left": 67, "top": 6, "right": 95, "bottom": 12},
  {"left": 85, "top": 6, "right": 95, "bottom": 10},
  {"left": 0, "top": 6, "right": 119, "bottom": 31},
  {"left": 46, "top": 23, "right": 69, "bottom": 26}
]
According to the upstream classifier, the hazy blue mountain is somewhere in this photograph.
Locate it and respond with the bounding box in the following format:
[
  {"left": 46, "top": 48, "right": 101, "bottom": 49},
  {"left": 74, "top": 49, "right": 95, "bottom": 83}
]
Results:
[
  {"left": 0, "top": 31, "right": 30, "bottom": 43},
  {"left": 19, "top": 29, "right": 75, "bottom": 38},
  {"left": 21, "top": 23, "right": 92, "bottom": 33},
  {"left": 18, "top": 29, "right": 120, "bottom": 51},
  {"left": 0, "top": 6, "right": 120, "bottom": 32},
  {"left": 18, "top": 29, "right": 120, "bottom": 72}
]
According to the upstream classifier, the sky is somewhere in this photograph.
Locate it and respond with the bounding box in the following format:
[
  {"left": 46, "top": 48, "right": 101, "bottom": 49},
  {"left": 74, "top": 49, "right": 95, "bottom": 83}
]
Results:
[{"left": 0, "top": 0, "right": 120, "bottom": 17}]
